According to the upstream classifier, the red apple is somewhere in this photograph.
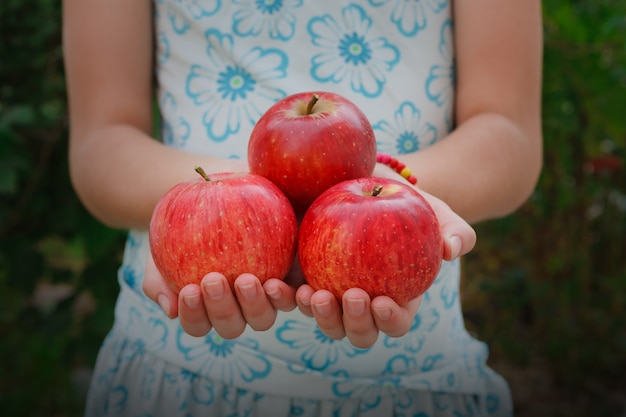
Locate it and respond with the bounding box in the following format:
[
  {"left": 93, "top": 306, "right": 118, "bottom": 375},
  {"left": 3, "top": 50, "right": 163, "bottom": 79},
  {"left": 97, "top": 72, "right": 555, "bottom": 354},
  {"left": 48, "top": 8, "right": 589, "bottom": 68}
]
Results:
[
  {"left": 248, "top": 91, "right": 377, "bottom": 213},
  {"left": 298, "top": 177, "right": 443, "bottom": 306},
  {"left": 149, "top": 167, "right": 298, "bottom": 293}
]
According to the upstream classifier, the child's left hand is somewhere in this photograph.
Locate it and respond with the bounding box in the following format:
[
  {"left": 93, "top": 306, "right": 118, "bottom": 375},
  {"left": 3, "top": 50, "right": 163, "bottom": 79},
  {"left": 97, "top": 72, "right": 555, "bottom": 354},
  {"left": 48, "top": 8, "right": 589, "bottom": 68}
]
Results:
[
  {"left": 295, "top": 285, "right": 423, "bottom": 349},
  {"left": 295, "top": 186, "right": 476, "bottom": 348}
]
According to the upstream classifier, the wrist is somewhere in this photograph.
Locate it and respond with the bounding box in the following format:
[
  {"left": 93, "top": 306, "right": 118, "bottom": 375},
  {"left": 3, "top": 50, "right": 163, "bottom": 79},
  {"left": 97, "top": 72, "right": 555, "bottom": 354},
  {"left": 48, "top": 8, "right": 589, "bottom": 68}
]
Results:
[{"left": 376, "top": 153, "right": 417, "bottom": 185}]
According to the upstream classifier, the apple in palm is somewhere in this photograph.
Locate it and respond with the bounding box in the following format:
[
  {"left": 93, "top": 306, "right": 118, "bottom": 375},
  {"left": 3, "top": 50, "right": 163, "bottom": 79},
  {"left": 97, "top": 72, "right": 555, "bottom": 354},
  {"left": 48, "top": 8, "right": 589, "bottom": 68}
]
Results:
[
  {"left": 248, "top": 91, "right": 377, "bottom": 213},
  {"left": 298, "top": 177, "right": 443, "bottom": 306},
  {"left": 149, "top": 167, "right": 298, "bottom": 293}
]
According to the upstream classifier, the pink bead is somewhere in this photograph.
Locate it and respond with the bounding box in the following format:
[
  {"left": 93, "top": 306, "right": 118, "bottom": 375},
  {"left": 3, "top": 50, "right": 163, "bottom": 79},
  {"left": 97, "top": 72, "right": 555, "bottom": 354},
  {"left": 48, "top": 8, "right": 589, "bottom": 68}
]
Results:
[{"left": 377, "top": 153, "right": 391, "bottom": 164}]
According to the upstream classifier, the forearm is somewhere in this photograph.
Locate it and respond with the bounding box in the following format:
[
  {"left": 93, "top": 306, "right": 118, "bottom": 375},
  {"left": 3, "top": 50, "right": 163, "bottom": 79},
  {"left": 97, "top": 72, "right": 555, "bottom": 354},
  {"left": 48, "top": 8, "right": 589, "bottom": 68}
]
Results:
[
  {"left": 403, "top": 0, "right": 543, "bottom": 224},
  {"left": 69, "top": 125, "right": 247, "bottom": 230},
  {"left": 398, "top": 112, "right": 542, "bottom": 224}
]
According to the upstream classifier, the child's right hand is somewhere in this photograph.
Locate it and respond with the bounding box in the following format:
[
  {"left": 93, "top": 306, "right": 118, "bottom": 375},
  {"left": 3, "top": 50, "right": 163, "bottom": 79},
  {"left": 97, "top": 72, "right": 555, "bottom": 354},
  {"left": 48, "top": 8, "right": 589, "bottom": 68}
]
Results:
[{"left": 142, "top": 254, "right": 299, "bottom": 339}]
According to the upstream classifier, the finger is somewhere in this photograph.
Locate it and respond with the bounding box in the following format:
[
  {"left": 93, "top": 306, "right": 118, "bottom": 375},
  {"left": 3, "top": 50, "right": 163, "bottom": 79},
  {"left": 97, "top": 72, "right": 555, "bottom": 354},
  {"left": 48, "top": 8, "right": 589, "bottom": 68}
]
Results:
[
  {"left": 295, "top": 284, "right": 316, "bottom": 317},
  {"left": 142, "top": 254, "right": 178, "bottom": 318},
  {"left": 371, "top": 295, "right": 422, "bottom": 338},
  {"left": 234, "top": 274, "right": 277, "bottom": 332},
  {"left": 263, "top": 278, "right": 297, "bottom": 312},
  {"left": 310, "top": 290, "right": 346, "bottom": 340},
  {"left": 178, "top": 284, "right": 212, "bottom": 337},
  {"left": 342, "top": 288, "right": 378, "bottom": 349},
  {"left": 200, "top": 272, "right": 246, "bottom": 339},
  {"left": 420, "top": 190, "right": 477, "bottom": 260}
]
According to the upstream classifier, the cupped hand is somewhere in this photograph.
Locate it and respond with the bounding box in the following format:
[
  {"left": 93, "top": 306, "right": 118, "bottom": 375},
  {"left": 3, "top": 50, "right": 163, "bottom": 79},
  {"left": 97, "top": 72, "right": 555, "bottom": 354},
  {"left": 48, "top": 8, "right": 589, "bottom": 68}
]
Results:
[
  {"left": 296, "top": 285, "right": 423, "bottom": 349},
  {"left": 295, "top": 181, "right": 476, "bottom": 349},
  {"left": 142, "top": 255, "right": 298, "bottom": 339}
]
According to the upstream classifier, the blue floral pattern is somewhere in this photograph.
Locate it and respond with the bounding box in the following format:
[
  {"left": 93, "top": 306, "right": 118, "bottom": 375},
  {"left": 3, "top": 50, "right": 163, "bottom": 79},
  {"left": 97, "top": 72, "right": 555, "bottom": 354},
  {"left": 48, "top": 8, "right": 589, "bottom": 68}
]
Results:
[
  {"left": 426, "top": 19, "right": 455, "bottom": 128},
  {"left": 368, "top": 0, "right": 449, "bottom": 36},
  {"left": 373, "top": 101, "right": 438, "bottom": 154},
  {"left": 383, "top": 306, "right": 440, "bottom": 353},
  {"left": 166, "top": 0, "right": 221, "bottom": 34},
  {"left": 307, "top": 4, "right": 400, "bottom": 97},
  {"left": 276, "top": 319, "right": 368, "bottom": 371},
  {"left": 185, "top": 29, "right": 288, "bottom": 141},
  {"left": 177, "top": 328, "right": 272, "bottom": 383},
  {"left": 160, "top": 93, "right": 191, "bottom": 148},
  {"left": 232, "top": 0, "right": 304, "bottom": 41}
]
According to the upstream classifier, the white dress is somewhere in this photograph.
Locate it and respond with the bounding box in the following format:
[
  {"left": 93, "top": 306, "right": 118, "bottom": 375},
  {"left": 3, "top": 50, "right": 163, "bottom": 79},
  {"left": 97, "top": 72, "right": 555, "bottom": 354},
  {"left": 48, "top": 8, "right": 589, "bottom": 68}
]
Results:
[{"left": 85, "top": 1, "right": 513, "bottom": 416}]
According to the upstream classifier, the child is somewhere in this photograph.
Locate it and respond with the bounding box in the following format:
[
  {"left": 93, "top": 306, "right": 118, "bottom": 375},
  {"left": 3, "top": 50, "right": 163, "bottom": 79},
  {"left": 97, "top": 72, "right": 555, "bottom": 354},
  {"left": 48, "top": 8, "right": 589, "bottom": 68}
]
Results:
[{"left": 63, "top": 1, "right": 543, "bottom": 416}]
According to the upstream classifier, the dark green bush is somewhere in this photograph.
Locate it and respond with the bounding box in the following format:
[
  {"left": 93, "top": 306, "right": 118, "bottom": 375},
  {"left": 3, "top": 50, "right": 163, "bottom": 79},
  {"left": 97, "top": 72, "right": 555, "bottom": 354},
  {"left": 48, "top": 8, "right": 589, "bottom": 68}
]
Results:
[
  {"left": 1, "top": 1, "right": 624, "bottom": 416},
  {"left": 0, "top": 1, "right": 126, "bottom": 415}
]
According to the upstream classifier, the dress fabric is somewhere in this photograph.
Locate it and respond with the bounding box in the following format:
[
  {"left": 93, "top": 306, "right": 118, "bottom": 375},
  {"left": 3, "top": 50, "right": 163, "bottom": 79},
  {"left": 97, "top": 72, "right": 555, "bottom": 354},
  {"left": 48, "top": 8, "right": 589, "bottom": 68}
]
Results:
[{"left": 85, "top": 1, "right": 513, "bottom": 416}]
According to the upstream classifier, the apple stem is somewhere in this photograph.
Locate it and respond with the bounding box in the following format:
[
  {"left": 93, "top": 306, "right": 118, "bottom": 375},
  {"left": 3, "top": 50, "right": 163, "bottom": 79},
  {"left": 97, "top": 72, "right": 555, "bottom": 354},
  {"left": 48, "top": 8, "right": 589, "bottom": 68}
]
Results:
[
  {"left": 372, "top": 185, "right": 383, "bottom": 197},
  {"left": 194, "top": 166, "right": 211, "bottom": 182},
  {"left": 306, "top": 94, "right": 320, "bottom": 115}
]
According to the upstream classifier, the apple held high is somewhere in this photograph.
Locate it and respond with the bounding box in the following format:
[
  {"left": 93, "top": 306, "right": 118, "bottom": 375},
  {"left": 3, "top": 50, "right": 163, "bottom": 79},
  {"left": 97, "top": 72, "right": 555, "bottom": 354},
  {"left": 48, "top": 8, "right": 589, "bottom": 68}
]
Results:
[
  {"left": 149, "top": 168, "right": 298, "bottom": 293},
  {"left": 298, "top": 177, "right": 443, "bottom": 306},
  {"left": 248, "top": 91, "right": 377, "bottom": 213}
]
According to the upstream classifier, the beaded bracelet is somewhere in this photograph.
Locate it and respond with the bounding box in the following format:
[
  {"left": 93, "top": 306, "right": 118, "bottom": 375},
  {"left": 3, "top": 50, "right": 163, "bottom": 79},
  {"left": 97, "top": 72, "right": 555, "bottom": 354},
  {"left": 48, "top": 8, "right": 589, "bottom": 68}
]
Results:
[{"left": 376, "top": 153, "right": 418, "bottom": 185}]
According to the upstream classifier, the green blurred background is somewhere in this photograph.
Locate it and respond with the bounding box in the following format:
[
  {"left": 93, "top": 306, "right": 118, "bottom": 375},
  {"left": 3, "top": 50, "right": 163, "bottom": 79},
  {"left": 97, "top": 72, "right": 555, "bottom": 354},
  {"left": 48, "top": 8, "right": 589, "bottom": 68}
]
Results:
[{"left": 1, "top": 1, "right": 624, "bottom": 416}]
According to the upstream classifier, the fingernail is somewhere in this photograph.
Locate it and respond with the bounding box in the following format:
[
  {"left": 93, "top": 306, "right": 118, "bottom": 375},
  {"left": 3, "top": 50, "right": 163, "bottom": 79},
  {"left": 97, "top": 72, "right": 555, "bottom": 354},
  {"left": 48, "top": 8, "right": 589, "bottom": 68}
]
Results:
[
  {"left": 314, "top": 300, "right": 332, "bottom": 316},
  {"left": 266, "top": 286, "right": 281, "bottom": 300},
  {"left": 346, "top": 298, "right": 365, "bottom": 316},
  {"left": 373, "top": 307, "right": 391, "bottom": 321},
  {"left": 238, "top": 282, "right": 258, "bottom": 300},
  {"left": 449, "top": 236, "right": 461, "bottom": 259},
  {"left": 204, "top": 280, "right": 224, "bottom": 300},
  {"left": 157, "top": 294, "right": 171, "bottom": 317},
  {"left": 183, "top": 293, "right": 201, "bottom": 309}
]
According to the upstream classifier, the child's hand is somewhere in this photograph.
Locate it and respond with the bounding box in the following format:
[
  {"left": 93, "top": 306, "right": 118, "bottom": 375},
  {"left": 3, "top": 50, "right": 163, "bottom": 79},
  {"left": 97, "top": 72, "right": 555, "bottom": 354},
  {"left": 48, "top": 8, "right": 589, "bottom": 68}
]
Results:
[
  {"left": 296, "top": 285, "right": 423, "bottom": 349},
  {"left": 142, "top": 255, "right": 298, "bottom": 339},
  {"left": 295, "top": 185, "right": 476, "bottom": 349}
]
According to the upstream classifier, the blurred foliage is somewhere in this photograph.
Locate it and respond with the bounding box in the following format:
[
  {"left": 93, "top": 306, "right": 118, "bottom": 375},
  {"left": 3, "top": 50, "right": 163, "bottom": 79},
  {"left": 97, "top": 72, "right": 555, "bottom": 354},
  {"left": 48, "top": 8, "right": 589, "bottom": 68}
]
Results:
[
  {"left": 463, "top": 1, "right": 626, "bottom": 415},
  {"left": 0, "top": 0, "right": 624, "bottom": 416},
  {"left": 0, "top": 1, "right": 126, "bottom": 415}
]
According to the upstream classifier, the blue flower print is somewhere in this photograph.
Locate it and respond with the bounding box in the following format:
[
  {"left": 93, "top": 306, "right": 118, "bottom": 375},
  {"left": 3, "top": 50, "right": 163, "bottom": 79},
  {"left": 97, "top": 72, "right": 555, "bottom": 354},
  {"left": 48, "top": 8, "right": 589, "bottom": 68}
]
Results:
[
  {"left": 433, "top": 259, "right": 457, "bottom": 309},
  {"left": 104, "top": 386, "right": 128, "bottom": 415},
  {"left": 177, "top": 329, "right": 272, "bottom": 384},
  {"left": 139, "top": 361, "right": 158, "bottom": 401},
  {"left": 383, "top": 354, "right": 418, "bottom": 376},
  {"left": 160, "top": 93, "right": 191, "bottom": 148},
  {"left": 438, "top": 369, "right": 462, "bottom": 392},
  {"left": 167, "top": 0, "right": 221, "bottom": 35},
  {"left": 232, "top": 0, "right": 304, "bottom": 41},
  {"left": 368, "top": 0, "right": 448, "bottom": 37},
  {"left": 440, "top": 278, "right": 458, "bottom": 309},
  {"left": 186, "top": 29, "right": 288, "bottom": 142},
  {"left": 331, "top": 382, "right": 389, "bottom": 410},
  {"left": 420, "top": 353, "right": 444, "bottom": 372},
  {"left": 373, "top": 101, "right": 437, "bottom": 155},
  {"left": 486, "top": 393, "right": 500, "bottom": 414},
  {"left": 120, "top": 232, "right": 143, "bottom": 290},
  {"left": 276, "top": 319, "right": 368, "bottom": 371},
  {"left": 426, "top": 19, "right": 455, "bottom": 112},
  {"left": 157, "top": 31, "right": 170, "bottom": 65},
  {"left": 383, "top": 307, "right": 439, "bottom": 353},
  {"left": 122, "top": 307, "right": 168, "bottom": 360},
  {"left": 308, "top": 4, "right": 400, "bottom": 98},
  {"left": 162, "top": 369, "right": 215, "bottom": 409},
  {"left": 458, "top": 332, "right": 489, "bottom": 379}
]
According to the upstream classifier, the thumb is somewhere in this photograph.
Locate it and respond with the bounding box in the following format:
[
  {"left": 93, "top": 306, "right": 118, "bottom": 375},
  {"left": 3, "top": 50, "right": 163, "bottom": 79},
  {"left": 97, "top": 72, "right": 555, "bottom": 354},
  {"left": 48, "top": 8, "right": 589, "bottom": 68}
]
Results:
[{"left": 142, "top": 254, "right": 179, "bottom": 318}]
